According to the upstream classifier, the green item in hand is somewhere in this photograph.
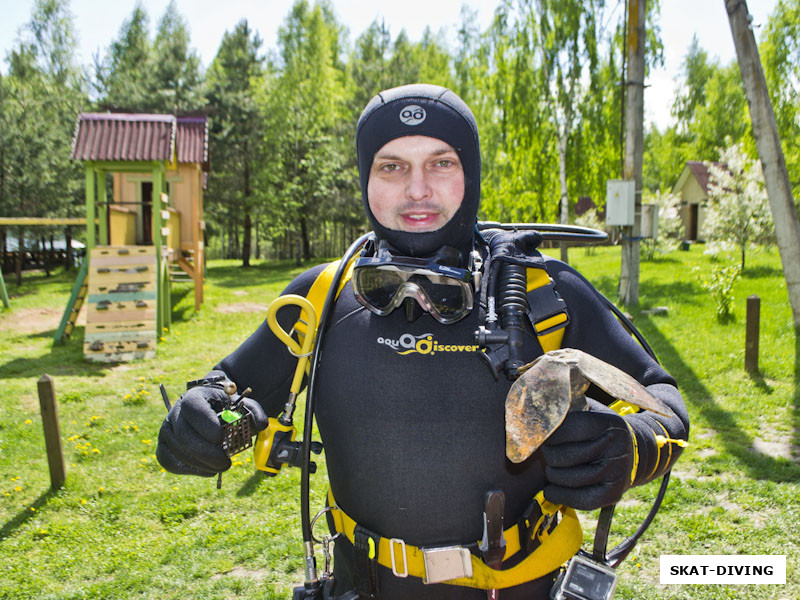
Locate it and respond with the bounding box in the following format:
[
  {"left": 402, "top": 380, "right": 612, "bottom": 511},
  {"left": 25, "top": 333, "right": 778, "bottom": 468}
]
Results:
[{"left": 220, "top": 409, "right": 242, "bottom": 423}]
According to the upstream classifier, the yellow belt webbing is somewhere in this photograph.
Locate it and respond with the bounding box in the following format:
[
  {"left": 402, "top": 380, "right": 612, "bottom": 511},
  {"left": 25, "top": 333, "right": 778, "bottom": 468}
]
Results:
[{"left": 328, "top": 490, "right": 582, "bottom": 590}]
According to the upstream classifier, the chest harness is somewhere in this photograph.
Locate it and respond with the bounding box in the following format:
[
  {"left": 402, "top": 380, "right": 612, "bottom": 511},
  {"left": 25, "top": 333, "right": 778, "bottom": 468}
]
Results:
[{"left": 260, "top": 225, "right": 669, "bottom": 600}]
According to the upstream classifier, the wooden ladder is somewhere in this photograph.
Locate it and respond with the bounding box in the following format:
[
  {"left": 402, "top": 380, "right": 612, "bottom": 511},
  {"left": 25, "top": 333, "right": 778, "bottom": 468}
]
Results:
[{"left": 53, "top": 261, "right": 89, "bottom": 344}]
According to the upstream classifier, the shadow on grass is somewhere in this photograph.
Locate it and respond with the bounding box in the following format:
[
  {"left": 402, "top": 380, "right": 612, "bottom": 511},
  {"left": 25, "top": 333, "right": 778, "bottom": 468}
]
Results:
[
  {"left": 639, "top": 280, "right": 705, "bottom": 305},
  {"left": 207, "top": 260, "right": 326, "bottom": 290},
  {"left": 169, "top": 285, "right": 194, "bottom": 324},
  {"left": 637, "top": 313, "right": 800, "bottom": 483},
  {"left": 0, "top": 488, "right": 59, "bottom": 542},
  {"left": 741, "top": 264, "right": 783, "bottom": 279},
  {"left": 236, "top": 471, "right": 268, "bottom": 497},
  {"left": 0, "top": 335, "right": 108, "bottom": 379}
]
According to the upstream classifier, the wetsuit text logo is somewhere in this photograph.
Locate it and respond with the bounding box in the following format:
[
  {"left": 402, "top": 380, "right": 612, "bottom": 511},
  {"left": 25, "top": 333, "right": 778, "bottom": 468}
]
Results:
[{"left": 377, "top": 333, "right": 481, "bottom": 356}]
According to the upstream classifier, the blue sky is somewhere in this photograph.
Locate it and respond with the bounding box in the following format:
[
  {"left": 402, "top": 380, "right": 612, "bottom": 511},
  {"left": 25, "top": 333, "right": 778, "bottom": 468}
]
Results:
[{"left": 0, "top": 0, "right": 780, "bottom": 130}]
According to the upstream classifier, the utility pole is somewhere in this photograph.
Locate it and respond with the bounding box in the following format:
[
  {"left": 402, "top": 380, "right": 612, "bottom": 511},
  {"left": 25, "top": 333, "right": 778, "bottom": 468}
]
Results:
[
  {"left": 726, "top": 0, "right": 800, "bottom": 329},
  {"left": 618, "top": 0, "right": 646, "bottom": 306}
]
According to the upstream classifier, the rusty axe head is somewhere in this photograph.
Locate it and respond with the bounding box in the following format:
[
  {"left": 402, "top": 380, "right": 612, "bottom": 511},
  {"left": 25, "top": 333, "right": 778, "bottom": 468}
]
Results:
[{"left": 505, "top": 348, "right": 674, "bottom": 463}]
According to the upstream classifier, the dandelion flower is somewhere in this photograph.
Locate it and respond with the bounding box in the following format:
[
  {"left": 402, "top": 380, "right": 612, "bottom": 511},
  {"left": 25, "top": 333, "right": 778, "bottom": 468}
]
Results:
[{"left": 24, "top": 419, "right": 32, "bottom": 425}]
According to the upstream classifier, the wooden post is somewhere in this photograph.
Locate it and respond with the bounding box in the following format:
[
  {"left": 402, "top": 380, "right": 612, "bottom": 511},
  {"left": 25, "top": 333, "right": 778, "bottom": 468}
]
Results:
[
  {"left": 97, "top": 170, "right": 108, "bottom": 246},
  {"left": 745, "top": 295, "right": 760, "bottom": 373},
  {"left": 37, "top": 374, "right": 66, "bottom": 490},
  {"left": 619, "top": 0, "right": 646, "bottom": 306},
  {"left": 153, "top": 164, "right": 164, "bottom": 335},
  {"left": 85, "top": 165, "right": 96, "bottom": 250}
]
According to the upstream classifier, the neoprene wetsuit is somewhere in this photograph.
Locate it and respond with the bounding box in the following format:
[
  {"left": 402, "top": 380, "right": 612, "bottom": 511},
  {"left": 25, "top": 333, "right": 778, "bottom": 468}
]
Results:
[{"left": 215, "top": 254, "right": 689, "bottom": 600}]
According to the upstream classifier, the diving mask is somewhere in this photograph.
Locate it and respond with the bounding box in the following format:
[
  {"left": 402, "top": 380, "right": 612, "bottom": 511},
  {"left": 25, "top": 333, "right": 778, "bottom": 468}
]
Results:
[{"left": 352, "top": 247, "right": 476, "bottom": 324}]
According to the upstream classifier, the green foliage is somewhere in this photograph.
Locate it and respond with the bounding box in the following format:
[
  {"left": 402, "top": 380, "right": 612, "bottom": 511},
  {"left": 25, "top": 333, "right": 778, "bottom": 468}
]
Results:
[
  {"left": 0, "top": 0, "right": 86, "bottom": 284},
  {"left": 257, "top": 0, "right": 355, "bottom": 263},
  {"left": 204, "top": 19, "right": 266, "bottom": 265},
  {"left": 761, "top": 0, "right": 800, "bottom": 200},
  {"left": 93, "top": 4, "right": 152, "bottom": 109},
  {"left": 703, "top": 263, "right": 742, "bottom": 322},
  {"left": 151, "top": 0, "right": 203, "bottom": 112},
  {"left": 6, "top": 0, "right": 800, "bottom": 277},
  {"left": 93, "top": 1, "right": 203, "bottom": 113}
]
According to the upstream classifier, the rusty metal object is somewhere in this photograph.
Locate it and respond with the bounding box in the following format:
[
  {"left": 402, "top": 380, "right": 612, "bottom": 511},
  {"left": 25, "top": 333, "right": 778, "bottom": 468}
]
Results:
[{"left": 505, "top": 348, "right": 674, "bottom": 463}]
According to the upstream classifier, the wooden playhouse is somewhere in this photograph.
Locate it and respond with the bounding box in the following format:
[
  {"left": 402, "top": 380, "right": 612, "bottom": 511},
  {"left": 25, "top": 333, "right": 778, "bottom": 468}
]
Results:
[{"left": 55, "top": 113, "right": 209, "bottom": 362}]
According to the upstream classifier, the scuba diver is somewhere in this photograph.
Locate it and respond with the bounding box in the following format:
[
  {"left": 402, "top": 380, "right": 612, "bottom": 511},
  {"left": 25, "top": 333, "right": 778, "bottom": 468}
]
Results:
[{"left": 156, "top": 84, "right": 689, "bottom": 600}]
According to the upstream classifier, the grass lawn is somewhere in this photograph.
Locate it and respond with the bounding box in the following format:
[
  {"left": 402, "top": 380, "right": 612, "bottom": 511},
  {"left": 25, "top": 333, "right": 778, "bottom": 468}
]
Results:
[{"left": 0, "top": 245, "right": 797, "bottom": 599}]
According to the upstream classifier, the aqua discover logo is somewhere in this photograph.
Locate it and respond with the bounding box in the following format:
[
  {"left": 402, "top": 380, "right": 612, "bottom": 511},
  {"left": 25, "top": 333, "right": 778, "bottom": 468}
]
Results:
[{"left": 377, "top": 333, "right": 482, "bottom": 356}]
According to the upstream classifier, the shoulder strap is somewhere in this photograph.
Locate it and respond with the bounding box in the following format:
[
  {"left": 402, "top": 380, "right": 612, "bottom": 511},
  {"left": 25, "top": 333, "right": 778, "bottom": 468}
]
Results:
[
  {"left": 293, "top": 259, "right": 355, "bottom": 346},
  {"left": 526, "top": 266, "right": 569, "bottom": 353}
]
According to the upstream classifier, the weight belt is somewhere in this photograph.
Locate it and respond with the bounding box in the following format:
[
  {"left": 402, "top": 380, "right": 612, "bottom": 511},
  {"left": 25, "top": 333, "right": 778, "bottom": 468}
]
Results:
[{"left": 327, "top": 490, "right": 583, "bottom": 590}]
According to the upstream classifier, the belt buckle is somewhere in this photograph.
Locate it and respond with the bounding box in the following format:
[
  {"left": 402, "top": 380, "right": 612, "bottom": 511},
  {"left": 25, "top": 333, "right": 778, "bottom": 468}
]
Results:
[
  {"left": 422, "top": 546, "right": 473, "bottom": 584},
  {"left": 389, "top": 538, "right": 408, "bottom": 578}
]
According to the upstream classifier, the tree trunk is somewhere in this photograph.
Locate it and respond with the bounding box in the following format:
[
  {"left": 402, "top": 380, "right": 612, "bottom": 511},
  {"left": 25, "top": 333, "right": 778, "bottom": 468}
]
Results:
[
  {"left": 557, "top": 132, "right": 570, "bottom": 264},
  {"left": 301, "top": 217, "right": 311, "bottom": 261},
  {"left": 619, "top": 0, "right": 646, "bottom": 306},
  {"left": 726, "top": 0, "right": 800, "bottom": 328},
  {"left": 65, "top": 227, "right": 73, "bottom": 269},
  {"left": 15, "top": 228, "right": 23, "bottom": 286},
  {"left": 242, "top": 212, "right": 252, "bottom": 267},
  {"left": 295, "top": 232, "right": 302, "bottom": 267},
  {"left": 44, "top": 235, "right": 51, "bottom": 277}
]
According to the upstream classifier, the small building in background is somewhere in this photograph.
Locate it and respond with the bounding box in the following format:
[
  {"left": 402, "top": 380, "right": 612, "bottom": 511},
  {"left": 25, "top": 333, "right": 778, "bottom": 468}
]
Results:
[{"left": 672, "top": 161, "right": 720, "bottom": 242}]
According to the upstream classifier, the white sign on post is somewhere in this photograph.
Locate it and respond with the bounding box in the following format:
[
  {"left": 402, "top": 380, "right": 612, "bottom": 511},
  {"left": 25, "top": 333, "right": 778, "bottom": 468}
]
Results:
[{"left": 606, "top": 180, "right": 635, "bottom": 226}]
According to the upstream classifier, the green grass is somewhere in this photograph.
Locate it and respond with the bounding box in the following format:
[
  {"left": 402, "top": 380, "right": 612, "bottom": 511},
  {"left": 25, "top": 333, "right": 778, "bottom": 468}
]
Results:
[{"left": 1, "top": 247, "right": 798, "bottom": 599}]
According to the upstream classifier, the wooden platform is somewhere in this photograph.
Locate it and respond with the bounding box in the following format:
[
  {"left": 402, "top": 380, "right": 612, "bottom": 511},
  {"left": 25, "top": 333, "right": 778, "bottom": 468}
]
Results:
[{"left": 84, "top": 246, "right": 157, "bottom": 362}]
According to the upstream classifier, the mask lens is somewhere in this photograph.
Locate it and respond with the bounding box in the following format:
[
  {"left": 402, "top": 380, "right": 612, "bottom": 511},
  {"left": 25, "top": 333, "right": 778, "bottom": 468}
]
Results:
[
  {"left": 353, "top": 252, "right": 474, "bottom": 324},
  {"left": 354, "top": 268, "right": 405, "bottom": 311},
  {"left": 410, "top": 274, "right": 469, "bottom": 320}
]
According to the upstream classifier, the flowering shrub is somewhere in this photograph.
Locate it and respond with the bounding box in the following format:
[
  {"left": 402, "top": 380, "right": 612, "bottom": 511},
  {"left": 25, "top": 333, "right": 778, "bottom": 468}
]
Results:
[{"left": 703, "top": 143, "right": 774, "bottom": 270}]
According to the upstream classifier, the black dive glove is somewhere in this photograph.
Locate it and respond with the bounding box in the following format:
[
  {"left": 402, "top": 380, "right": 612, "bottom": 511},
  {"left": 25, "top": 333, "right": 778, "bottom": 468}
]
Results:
[
  {"left": 541, "top": 400, "right": 634, "bottom": 511},
  {"left": 156, "top": 380, "right": 268, "bottom": 477}
]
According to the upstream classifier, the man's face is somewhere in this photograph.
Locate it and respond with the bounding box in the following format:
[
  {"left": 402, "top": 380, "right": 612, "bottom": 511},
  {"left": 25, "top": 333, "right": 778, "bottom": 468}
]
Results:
[{"left": 367, "top": 135, "right": 465, "bottom": 232}]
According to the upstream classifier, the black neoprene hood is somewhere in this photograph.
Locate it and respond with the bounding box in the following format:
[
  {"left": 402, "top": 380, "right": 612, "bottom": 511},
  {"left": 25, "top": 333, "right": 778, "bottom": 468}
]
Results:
[{"left": 356, "top": 84, "right": 481, "bottom": 260}]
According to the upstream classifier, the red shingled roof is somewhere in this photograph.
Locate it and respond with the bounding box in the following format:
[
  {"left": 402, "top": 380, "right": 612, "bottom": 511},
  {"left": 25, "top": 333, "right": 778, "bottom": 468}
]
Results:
[
  {"left": 71, "top": 113, "right": 210, "bottom": 166},
  {"left": 71, "top": 113, "right": 176, "bottom": 162},
  {"left": 176, "top": 116, "right": 209, "bottom": 166}
]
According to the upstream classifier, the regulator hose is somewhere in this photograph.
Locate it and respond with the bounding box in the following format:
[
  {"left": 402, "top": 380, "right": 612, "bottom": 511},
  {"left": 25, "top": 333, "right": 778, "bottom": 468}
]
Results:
[
  {"left": 299, "top": 232, "right": 371, "bottom": 590},
  {"left": 497, "top": 263, "right": 529, "bottom": 378}
]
